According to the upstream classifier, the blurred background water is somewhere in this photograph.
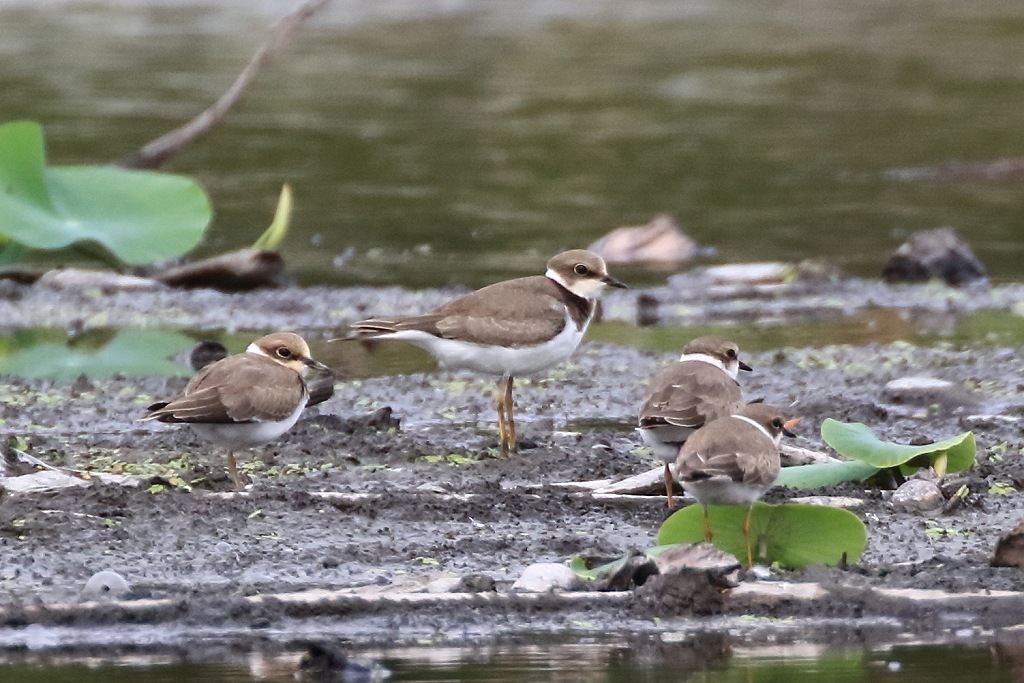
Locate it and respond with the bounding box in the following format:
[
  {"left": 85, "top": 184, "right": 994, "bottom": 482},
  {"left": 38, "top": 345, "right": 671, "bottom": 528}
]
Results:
[{"left": 4, "top": 0, "right": 1024, "bottom": 288}]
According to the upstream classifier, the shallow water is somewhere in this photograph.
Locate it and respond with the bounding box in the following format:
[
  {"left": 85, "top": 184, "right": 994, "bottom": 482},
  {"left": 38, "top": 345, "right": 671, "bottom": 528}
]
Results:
[
  {"left": 0, "top": 642, "right": 1014, "bottom": 683},
  {"left": 4, "top": 307, "right": 1024, "bottom": 380},
  {"left": 4, "top": 0, "right": 1024, "bottom": 286}
]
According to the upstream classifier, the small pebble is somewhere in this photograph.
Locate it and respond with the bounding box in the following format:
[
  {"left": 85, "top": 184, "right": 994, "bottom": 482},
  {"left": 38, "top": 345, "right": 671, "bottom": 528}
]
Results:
[
  {"left": 746, "top": 565, "right": 772, "bottom": 580},
  {"left": 891, "top": 479, "right": 945, "bottom": 513},
  {"left": 83, "top": 570, "right": 129, "bottom": 598},
  {"left": 881, "top": 376, "right": 977, "bottom": 409}
]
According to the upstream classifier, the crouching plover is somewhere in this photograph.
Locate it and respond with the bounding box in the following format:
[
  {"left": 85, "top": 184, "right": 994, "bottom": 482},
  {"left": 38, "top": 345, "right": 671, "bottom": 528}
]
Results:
[{"left": 143, "top": 332, "right": 330, "bottom": 488}]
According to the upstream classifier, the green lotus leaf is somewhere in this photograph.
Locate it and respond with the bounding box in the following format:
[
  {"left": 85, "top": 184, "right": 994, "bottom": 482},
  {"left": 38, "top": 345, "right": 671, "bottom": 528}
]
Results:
[
  {"left": 569, "top": 545, "right": 678, "bottom": 582},
  {"left": 821, "top": 418, "right": 975, "bottom": 475},
  {"left": 656, "top": 502, "right": 866, "bottom": 569},
  {"left": 568, "top": 554, "right": 628, "bottom": 582},
  {"left": 0, "top": 120, "right": 211, "bottom": 265},
  {"left": 775, "top": 460, "right": 880, "bottom": 489}
]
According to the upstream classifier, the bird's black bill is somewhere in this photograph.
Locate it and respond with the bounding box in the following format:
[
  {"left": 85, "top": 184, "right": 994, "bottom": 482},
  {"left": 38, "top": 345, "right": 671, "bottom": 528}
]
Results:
[
  {"left": 783, "top": 427, "right": 797, "bottom": 438},
  {"left": 739, "top": 360, "right": 753, "bottom": 372},
  {"left": 782, "top": 417, "right": 800, "bottom": 438},
  {"left": 303, "top": 357, "right": 332, "bottom": 373},
  {"left": 602, "top": 274, "right": 628, "bottom": 289}
]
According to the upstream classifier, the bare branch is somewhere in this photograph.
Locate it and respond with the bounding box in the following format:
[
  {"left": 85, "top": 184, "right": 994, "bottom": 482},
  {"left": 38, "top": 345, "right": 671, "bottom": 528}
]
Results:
[{"left": 120, "top": 0, "right": 331, "bottom": 170}]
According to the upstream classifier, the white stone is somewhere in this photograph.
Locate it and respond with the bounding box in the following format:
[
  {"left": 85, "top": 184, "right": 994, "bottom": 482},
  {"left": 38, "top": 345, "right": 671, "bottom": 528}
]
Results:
[
  {"left": 36, "top": 268, "right": 164, "bottom": 293},
  {"left": 83, "top": 570, "right": 130, "bottom": 598},
  {"left": 1, "top": 470, "right": 89, "bottom": 495},
  {"left": 884, "top": 376, "right": 955, "bottom": 393},
  {"left": 704, "top": 262, "right": 789, "bottom": 285},
  {"left": 789, "top": 496, "right": 865, "bottom": 509},
  {"left": 511, "top": 563, "right": 579, "bottom": 593}
]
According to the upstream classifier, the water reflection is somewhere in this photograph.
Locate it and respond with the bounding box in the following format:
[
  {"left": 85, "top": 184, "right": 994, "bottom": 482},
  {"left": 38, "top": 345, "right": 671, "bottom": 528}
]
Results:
[
  {"left": 2, "top": 308, "right": 1023, "bottom": 381},
  {"left": 0, "top": 641, "right": 1015, "bottom": 683},
  {"left": 0, "top": 328, "right": 193, "bottom": 380}
]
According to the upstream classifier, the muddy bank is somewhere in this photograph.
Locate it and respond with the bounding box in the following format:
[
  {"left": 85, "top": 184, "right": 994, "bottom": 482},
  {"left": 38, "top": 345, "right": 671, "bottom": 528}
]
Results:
[{"left": 1, "top": 279, "right": 1024, "bottom": 652}]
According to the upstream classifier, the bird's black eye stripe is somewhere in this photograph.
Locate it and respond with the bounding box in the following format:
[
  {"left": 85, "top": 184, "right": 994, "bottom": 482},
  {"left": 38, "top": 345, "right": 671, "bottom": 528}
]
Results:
[{"left": 574, "top": 264, "right": 589, "bottom": 276}]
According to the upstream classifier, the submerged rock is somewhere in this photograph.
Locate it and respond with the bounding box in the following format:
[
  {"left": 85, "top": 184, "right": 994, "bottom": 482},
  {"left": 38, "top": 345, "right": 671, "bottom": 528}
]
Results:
[
  {"left": 297, "top": 642, "right": 389, "bottom": 682},
  {"left": 882, "top": 228, "right": 987, "bottom": 286}
]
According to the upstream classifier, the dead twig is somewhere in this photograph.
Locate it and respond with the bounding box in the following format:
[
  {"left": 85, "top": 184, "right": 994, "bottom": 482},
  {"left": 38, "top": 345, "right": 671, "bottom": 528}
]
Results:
[{"left": 120, "top": 0, "right": 331, "bottom": 169}]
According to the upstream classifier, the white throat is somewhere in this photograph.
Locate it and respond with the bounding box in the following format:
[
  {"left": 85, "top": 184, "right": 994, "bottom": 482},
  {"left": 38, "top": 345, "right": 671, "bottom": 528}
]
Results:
[
  {"left": 678, "top": 352, "right": 739, "bottom": 379},
  {"left": 733, "top": 415, "right": 779, "bottom": 445},
  {"left": 546, "top": 268, "right": 603, "bottom": 300}
]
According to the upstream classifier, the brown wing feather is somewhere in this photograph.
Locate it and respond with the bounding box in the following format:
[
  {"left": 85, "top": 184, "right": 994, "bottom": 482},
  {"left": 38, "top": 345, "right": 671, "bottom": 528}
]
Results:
[
  {"left": 350, "top": 314, "right": 447, "bottom": 337},
  {"left": 144, "top": 354, "right": 305, "bottom": 424},
  {"left": 639, "top": 362, "right": 743, "bottom": 429},
  {"left": 675, "top": 418, "right": 780, "bottom": 488},
  {"left": 353, "top": 276, "right": 572, "bottom": 347}
]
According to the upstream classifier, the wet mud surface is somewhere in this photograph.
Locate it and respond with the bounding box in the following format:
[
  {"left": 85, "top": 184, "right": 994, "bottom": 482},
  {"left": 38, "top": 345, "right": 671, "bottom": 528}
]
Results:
[{"left": 3, "top": 277, "right": 1024, "bottom": 654}]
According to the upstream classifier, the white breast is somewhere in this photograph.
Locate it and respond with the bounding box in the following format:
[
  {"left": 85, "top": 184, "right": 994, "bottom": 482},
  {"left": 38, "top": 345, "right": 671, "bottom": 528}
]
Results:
[
  {"left": 190, "top": 398, "right": 306, "bottom": 450},
  {"left": 383, "top": 314, "right": 585, "bottom": 376}
]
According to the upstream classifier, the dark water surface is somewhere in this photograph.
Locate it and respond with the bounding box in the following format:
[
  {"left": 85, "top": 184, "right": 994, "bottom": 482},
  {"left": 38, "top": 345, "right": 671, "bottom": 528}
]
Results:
[
  {"left": 0, "top": 642, "right": 1015, "bottom": 683},
  {"left": 4, "top": 0, "right": 1024, "bottom": 287},
  {"left": 0, "top": 643, "right": 1015, "bottom": 683}
]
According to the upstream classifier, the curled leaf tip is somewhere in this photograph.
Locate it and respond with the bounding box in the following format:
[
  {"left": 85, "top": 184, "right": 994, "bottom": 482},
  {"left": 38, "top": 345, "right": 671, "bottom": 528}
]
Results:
[{"left": 253, "top": 183, "right": 293, "bottom": 251}]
